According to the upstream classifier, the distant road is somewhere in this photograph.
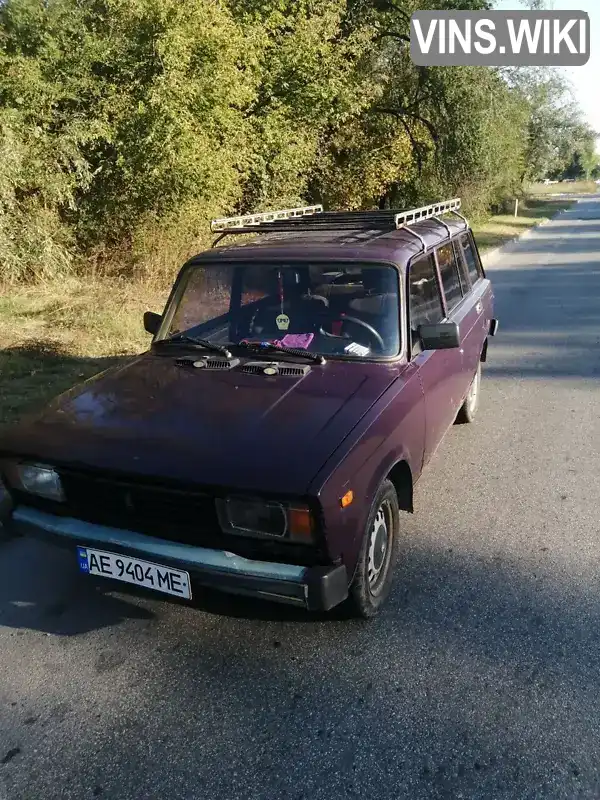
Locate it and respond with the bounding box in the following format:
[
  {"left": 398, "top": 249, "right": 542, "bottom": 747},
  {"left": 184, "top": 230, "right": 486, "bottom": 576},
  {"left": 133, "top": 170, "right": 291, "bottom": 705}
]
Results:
[{"left": 1, "top": 196, "right": 600, "bottom": 799}]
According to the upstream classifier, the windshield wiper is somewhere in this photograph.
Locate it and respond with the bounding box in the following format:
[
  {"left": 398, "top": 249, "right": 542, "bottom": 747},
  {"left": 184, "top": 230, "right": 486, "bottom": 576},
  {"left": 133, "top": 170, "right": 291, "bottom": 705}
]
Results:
[
  {"left": 235, "top": 341, "right": 325, "bottom": 365},
  {"left": 156, "top": 334, "right": 232, "bottom": 358}
]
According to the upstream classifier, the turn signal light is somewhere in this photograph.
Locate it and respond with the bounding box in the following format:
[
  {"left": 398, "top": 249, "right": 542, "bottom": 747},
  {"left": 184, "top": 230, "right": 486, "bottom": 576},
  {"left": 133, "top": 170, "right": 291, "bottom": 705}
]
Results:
[{"left": 341, "top": 490, "right": 354, "bottom": 508}]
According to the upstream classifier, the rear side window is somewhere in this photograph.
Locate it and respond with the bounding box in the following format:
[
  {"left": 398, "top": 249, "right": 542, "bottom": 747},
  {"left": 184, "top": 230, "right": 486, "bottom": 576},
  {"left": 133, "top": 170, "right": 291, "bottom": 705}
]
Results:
[
  {"left": 409, "top": 255, "right": 444, "bottom": 328},
  {"left": 435, "top": 243, "right": 463, "bottom": 311},
  {"left": 452, "top": 239, "right": 471, "bottom": 294},
  {"left": 457, "top": 233, "right": 482, "bottom": 284}
]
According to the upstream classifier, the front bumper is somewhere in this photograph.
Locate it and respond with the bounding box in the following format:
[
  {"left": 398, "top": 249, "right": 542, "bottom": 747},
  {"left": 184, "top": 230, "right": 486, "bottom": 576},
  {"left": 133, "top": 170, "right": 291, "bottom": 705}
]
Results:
[{"left": 8, "top": 506, "right": 348, "bottom": 611}]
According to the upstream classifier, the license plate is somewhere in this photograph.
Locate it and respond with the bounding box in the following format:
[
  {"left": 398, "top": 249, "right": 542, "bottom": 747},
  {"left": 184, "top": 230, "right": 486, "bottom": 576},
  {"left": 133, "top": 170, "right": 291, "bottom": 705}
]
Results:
[{"left": 77, "top": 547, "right": 192, "bottom": 599}]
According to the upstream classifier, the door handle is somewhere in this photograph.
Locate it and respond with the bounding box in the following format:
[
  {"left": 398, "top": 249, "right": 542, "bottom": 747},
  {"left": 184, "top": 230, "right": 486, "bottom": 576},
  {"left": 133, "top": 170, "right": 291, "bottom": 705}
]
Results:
[{"left": 475, "top": 301, "right": 483, "bottom": 314}]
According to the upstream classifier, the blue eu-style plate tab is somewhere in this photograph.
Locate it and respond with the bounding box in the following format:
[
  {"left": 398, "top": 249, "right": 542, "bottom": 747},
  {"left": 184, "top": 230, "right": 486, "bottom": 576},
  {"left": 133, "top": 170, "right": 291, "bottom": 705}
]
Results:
[{"left": 77, "top": 547, "right": 89, "bottom": 573}]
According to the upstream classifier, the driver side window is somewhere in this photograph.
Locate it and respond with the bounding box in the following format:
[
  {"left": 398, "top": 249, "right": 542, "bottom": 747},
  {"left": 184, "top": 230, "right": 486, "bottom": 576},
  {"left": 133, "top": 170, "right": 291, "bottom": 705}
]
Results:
[
  {"left": 409, "top": 255, "right": 444, "bottom": 325},
  {"left": 409, "top": 255, "right": 444, "bottom": 355}
]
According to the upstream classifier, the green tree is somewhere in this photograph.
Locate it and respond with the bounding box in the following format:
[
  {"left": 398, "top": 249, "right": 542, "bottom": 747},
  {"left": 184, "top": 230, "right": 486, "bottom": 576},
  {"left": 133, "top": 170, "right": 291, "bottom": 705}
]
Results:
[
  {"left": 0, "top": 0, "right": 593, "bottom": 284},
  {"left": 503, "top": 67, "right": 590, "bottom": 182},
  {"left": 316, "top": 0, "right": 526, "bottom": 216},
  {"left": 227, "top": 0, "right": 376, "bottom": 211},
  {"left": 0, "top": 0, "right": 256, "bottom": 279}
]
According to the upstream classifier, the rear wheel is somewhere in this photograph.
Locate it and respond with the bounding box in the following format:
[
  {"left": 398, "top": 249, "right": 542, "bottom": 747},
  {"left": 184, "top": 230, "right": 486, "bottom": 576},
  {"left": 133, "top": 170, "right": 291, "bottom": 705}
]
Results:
[
  {"left": 456, "top": 362, "right": 481, "bottom": 424},
  {"left": 347, "top": 480, "right": 399, "bottom": 618}
]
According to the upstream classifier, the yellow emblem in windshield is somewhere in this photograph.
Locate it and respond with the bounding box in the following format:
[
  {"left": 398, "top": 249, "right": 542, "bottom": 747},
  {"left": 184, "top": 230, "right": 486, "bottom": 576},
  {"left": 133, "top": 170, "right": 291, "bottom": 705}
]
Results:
[{"left": 276, "top": 313, "right": 290, "bottom": 331}]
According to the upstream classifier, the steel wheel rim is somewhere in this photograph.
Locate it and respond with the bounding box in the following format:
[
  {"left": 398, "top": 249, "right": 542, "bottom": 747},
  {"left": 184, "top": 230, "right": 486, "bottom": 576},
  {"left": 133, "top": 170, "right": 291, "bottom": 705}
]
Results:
[{"left": 367, "top": 499, "right": 392, "bottom": 594}]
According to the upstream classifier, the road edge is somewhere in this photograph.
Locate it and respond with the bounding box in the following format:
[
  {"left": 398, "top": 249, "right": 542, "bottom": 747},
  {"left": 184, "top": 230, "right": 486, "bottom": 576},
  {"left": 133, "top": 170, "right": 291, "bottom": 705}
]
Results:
[{"left": 480, "top": 205, "right": 572, "bottom": 269}]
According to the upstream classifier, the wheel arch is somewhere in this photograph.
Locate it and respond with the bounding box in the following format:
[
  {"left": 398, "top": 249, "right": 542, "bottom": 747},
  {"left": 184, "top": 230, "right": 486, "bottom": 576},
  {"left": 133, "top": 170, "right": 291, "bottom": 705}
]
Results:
[
  {"left": 481, "top": 337, "right": 489, "bottom": 363},
  {"left": 386, "top": 459, "right": 414, "bottom": 514}
]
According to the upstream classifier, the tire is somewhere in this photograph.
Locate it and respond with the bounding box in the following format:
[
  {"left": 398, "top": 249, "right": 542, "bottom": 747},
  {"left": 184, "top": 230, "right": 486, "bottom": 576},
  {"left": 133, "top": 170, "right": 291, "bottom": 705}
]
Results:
[
  {"left": 347, "top": 479, "right": 400, "bottom": 619},
  {"left": 455, "top": 362, "right": 481, "bottom": 424}
]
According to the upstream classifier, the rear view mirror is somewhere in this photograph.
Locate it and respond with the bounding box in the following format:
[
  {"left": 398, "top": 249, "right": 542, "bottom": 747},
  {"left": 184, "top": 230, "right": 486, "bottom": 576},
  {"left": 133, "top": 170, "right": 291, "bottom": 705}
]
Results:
[
  {"left": 144, "top": 311, "right": 162, "bottom": 335},
  {"left": 418, "top": 322, "right": 460, "bottom": 350}
]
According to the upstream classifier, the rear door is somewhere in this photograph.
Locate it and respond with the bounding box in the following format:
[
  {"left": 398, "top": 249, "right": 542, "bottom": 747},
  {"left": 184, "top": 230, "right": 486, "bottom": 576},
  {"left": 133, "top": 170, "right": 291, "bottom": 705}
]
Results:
[
  {"left": 454, "top": 231, "right": 491, "bottom": 378},
  {"left": 434, "top": 241, "right": 473, "bottom": 405},
  {"left": 408, "top": 253, "right": 460, "bottom": 466},
  {"left": 436, "top": 239, "right": 483, "bottom": 405}
]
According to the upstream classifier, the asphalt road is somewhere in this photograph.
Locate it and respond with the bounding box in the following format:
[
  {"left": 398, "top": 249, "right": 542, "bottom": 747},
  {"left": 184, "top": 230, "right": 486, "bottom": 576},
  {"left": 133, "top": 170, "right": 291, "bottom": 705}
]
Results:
[{"left": 1, "top": 196, "right": 600, "bottom": 800}]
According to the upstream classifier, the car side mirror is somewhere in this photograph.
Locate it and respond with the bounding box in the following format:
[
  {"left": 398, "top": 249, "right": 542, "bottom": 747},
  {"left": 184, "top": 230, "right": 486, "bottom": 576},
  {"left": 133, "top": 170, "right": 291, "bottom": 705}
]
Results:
[
  {"left": 418, "top": 322, "right": 460, "bottom": 350},
  {"left": 144, "top": 311, "right": 162, "bottom": 336}
]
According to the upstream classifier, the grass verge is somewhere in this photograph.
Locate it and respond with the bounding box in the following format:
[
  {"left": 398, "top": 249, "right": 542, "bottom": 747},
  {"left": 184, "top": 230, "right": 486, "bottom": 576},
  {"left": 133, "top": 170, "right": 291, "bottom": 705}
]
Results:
[
  {"left": 527, "top": 180, "right": 598, "bottom": 195},
  {"left": 0, "top": 279, "right": 167, "bottom": 426},
  {"left": 470, "top": 196, "right": 574, "bottom": 253}
]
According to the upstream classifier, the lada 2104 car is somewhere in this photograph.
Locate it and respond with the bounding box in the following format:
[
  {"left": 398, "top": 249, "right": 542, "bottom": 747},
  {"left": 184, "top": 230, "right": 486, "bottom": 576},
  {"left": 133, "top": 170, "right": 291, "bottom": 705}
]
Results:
[{"left": 0, "top": 198, "right": 498, "bottom": 617}]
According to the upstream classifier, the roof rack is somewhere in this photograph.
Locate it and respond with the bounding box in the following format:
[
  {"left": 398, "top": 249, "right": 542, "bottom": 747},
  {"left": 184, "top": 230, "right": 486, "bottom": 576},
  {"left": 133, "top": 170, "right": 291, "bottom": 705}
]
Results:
[{"left": 209, "top": 198, "right": 464, "bottom": 250}]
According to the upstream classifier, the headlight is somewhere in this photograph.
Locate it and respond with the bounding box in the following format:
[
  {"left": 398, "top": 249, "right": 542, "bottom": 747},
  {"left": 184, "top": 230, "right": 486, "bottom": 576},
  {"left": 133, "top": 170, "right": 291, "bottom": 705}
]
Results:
[
  {"left": 216, "top": 497, "right": 314, "bottom": 542},
  {"left": 14, "top": 464, "right": 65, "bottom": 501}
]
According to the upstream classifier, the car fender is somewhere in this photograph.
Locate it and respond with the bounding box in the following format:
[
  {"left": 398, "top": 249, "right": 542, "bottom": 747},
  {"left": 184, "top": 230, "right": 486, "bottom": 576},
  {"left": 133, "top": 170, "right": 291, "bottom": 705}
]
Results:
[{"left": 309, "top": 362, "right": 424, "bottom": 568}]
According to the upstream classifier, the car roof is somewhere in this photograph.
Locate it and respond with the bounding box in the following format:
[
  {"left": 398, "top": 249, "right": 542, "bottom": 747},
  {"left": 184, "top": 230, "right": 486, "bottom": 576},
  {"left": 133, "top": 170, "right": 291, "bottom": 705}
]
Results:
[{"left": 188, "top": 215, "right": 469, "bottom": 272}]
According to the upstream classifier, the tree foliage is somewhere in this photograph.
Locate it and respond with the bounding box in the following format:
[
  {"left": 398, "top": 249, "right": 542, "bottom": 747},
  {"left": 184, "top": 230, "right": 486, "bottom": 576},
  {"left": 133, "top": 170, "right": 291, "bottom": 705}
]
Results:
[
  {"left": 0, "top": 0, "right": 592, "bottom": 283},
  {"left": 503, "top": 66, "right": 597, "bottom": 182}
]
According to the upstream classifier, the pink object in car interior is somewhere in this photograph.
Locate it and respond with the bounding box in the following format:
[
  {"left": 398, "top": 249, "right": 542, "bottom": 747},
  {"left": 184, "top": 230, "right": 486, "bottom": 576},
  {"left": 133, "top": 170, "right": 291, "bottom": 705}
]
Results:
[{"left": 277, "top": 333, "right": 314, "bottom": 349}]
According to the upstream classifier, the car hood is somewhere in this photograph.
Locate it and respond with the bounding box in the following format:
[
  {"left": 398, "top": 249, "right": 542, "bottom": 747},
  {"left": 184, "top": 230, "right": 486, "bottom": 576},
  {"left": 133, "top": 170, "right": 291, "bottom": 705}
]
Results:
[{"left": 1, "top": 353, "right": 399, "bottom": 496}]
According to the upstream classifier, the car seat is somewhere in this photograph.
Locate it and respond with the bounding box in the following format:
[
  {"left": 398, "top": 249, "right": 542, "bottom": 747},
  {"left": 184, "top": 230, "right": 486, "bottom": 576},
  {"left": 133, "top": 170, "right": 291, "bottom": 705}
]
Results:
[{"left": 346, "top": 269, "right": 399, "bottom": 347}]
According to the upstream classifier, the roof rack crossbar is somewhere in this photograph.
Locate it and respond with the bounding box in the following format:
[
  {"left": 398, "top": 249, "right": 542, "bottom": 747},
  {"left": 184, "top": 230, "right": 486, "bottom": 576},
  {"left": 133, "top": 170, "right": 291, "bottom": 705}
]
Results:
[
  {"left": 431, "top": 215, "right": 452, "bottom": 236},
  {"left": 211, "top": 205, "right": 323, "bottom": 232},
  {"left": 448, "top": 209, "right": 468, "bottom": 224},
  {"left": 211, "top": 232, "right": 229, "bottom": 248},
  {"left": 397, "top": 225, "right": 427, "bottom": 250}
]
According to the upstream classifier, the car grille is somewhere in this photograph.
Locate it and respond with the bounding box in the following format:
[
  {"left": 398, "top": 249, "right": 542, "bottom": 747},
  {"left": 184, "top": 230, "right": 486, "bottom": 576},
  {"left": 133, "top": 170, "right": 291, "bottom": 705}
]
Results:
[
  {"left": 50, "top": 470, "right": 325, "bottom": 566},
  {"left": 59, "top": 471, "right": 221, "bottom": 546}
]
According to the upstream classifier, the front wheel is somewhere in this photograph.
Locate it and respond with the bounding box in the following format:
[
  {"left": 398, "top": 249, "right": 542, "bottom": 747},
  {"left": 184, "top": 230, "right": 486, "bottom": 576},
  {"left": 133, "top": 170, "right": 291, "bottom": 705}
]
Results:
[
  {"left": 455, "top": 362, "right": 481, "bottom": 424},
  {"left": 347, "top": 480, "right": 400, "bottom": 618}
]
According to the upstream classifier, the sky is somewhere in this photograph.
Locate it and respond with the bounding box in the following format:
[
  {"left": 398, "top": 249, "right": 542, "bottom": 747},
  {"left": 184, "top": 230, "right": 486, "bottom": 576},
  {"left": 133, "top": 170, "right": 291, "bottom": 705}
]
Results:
[{"left": 496, "top": 0, "right": 600, "bottom": 150}]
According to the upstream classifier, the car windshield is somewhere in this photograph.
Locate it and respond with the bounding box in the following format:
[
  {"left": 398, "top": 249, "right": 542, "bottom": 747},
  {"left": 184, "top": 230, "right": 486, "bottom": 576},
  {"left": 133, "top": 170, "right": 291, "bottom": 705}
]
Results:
[{"left": 159, "top": 262, "right": 401, "bottom": 359}]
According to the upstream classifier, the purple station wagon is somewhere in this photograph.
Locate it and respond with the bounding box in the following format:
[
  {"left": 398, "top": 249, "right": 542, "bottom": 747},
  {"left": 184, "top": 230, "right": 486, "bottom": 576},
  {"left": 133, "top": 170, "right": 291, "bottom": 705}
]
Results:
[{"left": 0, "top": 198, "right": 497, "bottom": 617}]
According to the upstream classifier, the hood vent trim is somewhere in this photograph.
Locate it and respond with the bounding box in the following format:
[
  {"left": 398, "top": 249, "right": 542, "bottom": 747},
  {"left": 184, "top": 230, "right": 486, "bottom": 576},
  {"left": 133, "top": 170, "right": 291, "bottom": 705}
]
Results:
[
  {"left": 241, "top": 361, "right": 310, "bottom": 377},
  {"left": 175, "top": 356, "right": 240, "bottom": 371}
]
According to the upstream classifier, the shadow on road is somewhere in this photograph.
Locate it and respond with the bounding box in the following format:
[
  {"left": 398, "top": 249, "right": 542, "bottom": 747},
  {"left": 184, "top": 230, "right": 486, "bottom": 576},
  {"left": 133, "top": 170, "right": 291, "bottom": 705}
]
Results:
[
  {"left": 0, "top": 537, "right": 155, "bottom": 635},
  {"left": 0, "top": 532, "right": 355, "bottom": 635},
  {"left": 2, "top": 533, "right": 599, "bottom": 798}
]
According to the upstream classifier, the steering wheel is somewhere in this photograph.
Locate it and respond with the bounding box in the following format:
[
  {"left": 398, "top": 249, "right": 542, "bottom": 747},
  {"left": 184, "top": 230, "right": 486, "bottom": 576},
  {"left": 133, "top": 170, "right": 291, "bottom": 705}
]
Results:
[
  {"left": 321, "top": 314, "right": 385, "bottom": 351},
  {"left": 329, "top": 272, "right": 360, "bottom": 285}
]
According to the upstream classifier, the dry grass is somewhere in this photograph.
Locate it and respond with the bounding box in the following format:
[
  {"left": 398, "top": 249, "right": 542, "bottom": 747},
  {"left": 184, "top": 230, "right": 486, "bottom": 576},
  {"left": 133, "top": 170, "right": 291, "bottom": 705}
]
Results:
[
  {"left": 0, "top": 278, "right": 168, "bottom": 426},
  {"left": 470, "top": 196, "right": 574, "bottom": 253}
]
